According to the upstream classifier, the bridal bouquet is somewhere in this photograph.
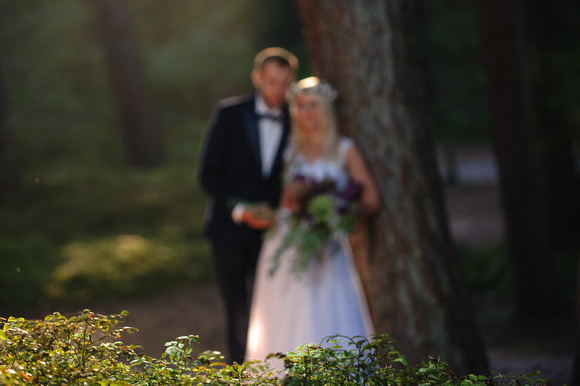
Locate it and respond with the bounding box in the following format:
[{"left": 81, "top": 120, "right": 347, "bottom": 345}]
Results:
[{"left": 269, "top": 174, "right": 362, "bottom": 275}]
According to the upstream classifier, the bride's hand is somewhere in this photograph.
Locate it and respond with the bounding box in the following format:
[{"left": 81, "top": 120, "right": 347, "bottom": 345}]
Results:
[
  {"left": 345, "top": 146, "right": 381, "bottom": 216},
  {"left": 279, "top": 183, "right": 303, "bottom": 213},
  {"left": 242, "top": 204, "right": 275, "bottom": 230}
]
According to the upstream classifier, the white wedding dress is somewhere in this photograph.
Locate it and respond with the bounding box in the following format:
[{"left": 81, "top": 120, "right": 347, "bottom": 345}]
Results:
[{"left": 245, "top": 137, "right": 374, "bottom": 369}]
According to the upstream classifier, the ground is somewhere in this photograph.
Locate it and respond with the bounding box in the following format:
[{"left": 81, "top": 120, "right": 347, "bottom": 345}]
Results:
[{"left": 5, "top": 146, "right": 578, "bottom": 383}]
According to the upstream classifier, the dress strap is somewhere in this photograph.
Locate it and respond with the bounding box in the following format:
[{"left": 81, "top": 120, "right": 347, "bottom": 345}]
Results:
[{"left": 338, "top": 137, "right": 355, "bottom": 166}]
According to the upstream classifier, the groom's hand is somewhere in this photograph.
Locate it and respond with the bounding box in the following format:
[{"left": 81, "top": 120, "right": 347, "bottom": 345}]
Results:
[{"left": 242, "top": 204, "right": 275, "bottom": 230}]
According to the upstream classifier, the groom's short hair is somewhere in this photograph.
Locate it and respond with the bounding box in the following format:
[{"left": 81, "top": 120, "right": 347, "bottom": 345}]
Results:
[{"left": 254, "top": 47, "right": 299, "bottom": 73}]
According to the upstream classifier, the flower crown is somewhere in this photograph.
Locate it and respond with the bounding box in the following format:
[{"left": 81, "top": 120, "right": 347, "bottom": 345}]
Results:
[{"left": 287, "top": 76, "right": 338, "bottom": 102}]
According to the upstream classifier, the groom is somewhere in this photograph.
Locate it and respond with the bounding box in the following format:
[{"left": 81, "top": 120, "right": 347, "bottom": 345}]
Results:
[{"left": 198, "top": 47, "right": 298, "bottom": 363}]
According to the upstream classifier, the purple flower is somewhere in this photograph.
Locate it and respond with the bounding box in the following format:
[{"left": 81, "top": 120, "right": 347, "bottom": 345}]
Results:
[
  {"left": 340, "top": 181, "right": 363, "bottom": 202},
  {"left": 337, "top": 202, "right": 350, "bottom": 215},
  {"left": 293, "top": 173, "right": 307, "bottom": 183}
]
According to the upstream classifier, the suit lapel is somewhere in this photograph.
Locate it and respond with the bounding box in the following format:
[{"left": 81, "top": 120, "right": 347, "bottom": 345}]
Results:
[{"left": 240, "top": 98, "right": 262, "bottom": 171}]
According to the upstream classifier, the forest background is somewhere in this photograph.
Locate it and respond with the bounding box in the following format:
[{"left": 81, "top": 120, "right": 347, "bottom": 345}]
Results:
[{"left": 0, "top": 0, "right": 579, "bottom": 381}]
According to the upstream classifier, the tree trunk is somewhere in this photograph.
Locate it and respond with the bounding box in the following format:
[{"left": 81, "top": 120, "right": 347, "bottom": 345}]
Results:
[
  {"left": 572, "top": 261, "right": 580, "bottom": 386},
  {"left": 526, "top": 0, "right": 580, "bottom": 254},
  {"left": 295, "top": 0, "right": 488, "bottom": 374},
  {"left": 87, "top": 0, "right": 163, "bottom": 168},
  {"left": 0, "top": 4, "right": 22, "bottom": 197},
  {"left": 477, "top": 0, "right": 562, "bottom": 317}
]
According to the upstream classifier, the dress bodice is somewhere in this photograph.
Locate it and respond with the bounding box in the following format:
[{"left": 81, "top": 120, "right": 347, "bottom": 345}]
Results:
[{"left": 283, "top": 137, "right": 354, "bottom": 191}]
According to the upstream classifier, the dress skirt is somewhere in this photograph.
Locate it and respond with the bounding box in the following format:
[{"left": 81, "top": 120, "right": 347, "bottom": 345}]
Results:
[{"left": 245, "top": 222, "right": 375, "bottom": 368}]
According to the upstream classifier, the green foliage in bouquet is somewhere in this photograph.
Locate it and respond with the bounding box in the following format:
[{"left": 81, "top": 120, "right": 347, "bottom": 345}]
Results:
[
  {"left": 0, "top": 311, "right": 557, "bottom": 385},
  {"left": 269, "top": 177, "right": 362, "bottom": 276}
]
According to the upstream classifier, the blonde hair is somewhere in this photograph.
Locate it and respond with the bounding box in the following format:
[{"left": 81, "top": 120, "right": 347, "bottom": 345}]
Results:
[{"left": 287, "top": 77, "right": 339, "bottom": 162}]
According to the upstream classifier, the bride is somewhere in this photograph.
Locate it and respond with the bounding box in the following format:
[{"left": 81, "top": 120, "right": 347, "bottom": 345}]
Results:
[{"left": 245, "top": 77, "right": 380, "bottom": 367}]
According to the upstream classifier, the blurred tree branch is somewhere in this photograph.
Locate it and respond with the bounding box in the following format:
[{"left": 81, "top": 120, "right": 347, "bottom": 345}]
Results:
[{"left": 86, "top": 0, "right": 164, "bottom": 168}]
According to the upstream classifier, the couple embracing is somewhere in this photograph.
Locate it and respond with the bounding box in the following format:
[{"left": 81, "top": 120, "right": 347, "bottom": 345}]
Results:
[{"left": 198, "top": 47, "right": 380, "bottom": 366}]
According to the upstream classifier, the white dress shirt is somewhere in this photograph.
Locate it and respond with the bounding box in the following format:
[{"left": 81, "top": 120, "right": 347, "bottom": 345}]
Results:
[{"left": 255, "top": 94, "right": 284, "bottom": 178}]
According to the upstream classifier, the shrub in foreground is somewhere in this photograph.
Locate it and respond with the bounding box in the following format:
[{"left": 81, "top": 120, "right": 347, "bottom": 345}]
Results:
[{"left": 0, "top": 310, "right": 556, "bottom": 385}]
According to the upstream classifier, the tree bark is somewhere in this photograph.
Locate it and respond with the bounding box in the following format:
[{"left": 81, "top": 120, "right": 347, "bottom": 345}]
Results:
[
  {"left": 295, "top": 0, "right": 488, "bottom": 374},
  {"left": 87, "top": 0, "right": 164, "bottom": 168},
  {"left": 477, "top": 0, "right": 562, "bottom": 317}
]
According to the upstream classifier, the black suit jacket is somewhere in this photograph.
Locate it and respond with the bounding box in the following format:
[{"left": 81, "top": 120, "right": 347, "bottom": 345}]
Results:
[{"left": 199, "top": 93, "right": 290, "bottom": 244}]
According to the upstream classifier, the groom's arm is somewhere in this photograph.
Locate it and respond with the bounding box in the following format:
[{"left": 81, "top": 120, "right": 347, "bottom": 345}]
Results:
[
  {"left": 199, "top": 106, "right": 232, "bottom": 214},
  {"left": 199, "top": 100, "right": 272, "bottom": 229}
]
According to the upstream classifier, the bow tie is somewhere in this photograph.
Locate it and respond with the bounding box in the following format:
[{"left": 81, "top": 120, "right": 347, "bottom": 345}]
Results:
[{"left": 256, "top": 112, "right": 284, "bottom": 123}]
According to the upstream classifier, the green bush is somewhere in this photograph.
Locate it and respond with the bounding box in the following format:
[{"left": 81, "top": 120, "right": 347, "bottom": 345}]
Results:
[
  {"left": 45, "top": 235, "right": 210, "bottom": 303},
  {"left": 0, "top": 311, "right": 556, "bottom": 385}
]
